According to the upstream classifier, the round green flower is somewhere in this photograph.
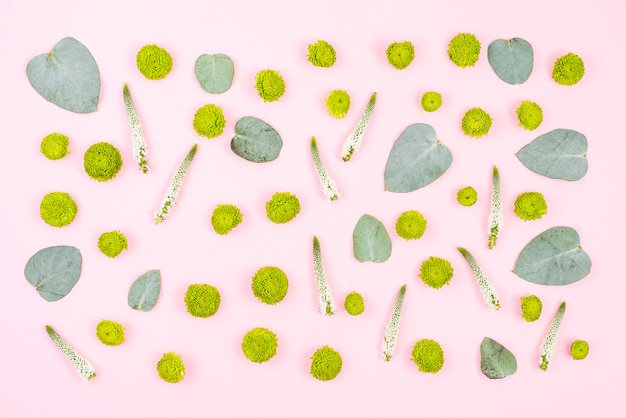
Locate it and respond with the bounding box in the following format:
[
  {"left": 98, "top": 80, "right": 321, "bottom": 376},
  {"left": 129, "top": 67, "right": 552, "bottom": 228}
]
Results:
[
  {"left": 419, "top": 257, "right": 454, "bottom": 289},
  {"left": 193, "top": 104, "right": 226, "bottom": 139},
  {"left": 96, "top": 320, "right": 125, "bottom": 346},
  {"left": 307, "top": 40, "right": 336, "bottom": 68},
  {"left": 552, "top": 52, "right": 585, "bottom": 86},
  {"left": 241, "top": 327, "right": 278, "bottom": 363},
  {"left": 344, "top": 291, "right": 365, "bottom": 316},
  {"left": 156, "top": 352, "right": 185, "bottom": 383},
  {"left": 421, "top": 91, "right": 442, "bottom": 112},
  {"left": 310, "top": 345, "right": 342, "bottom": 381},
  {"left": 136, "top": 44, "right": 173, "bottom": 80},
  {"left": 265, "top": 192, "right": 300, "bottom": 224},
  {"left": 184, "top": 284, "right": 221, "bottom": 318},
  {"left": 456, "top": 186, "right": 477, "bottom": 206},
  {"left": 411, "top": 339, "right": 444, "bottom": 373},
  {"left": 255, "top": 69, "right": 286, "bottom": 102},
  {"left": 516, "top": 100, "right": 543, "bottom": 130},
  {"left": 40, "top": 192, "right": 78, "bottom": 227},
  {"left": 97, "top": 230, "right": 128, "bottom": 258},
  {"left": 83, "top": 142, "right": 123, "bottom": 182},
  {"left": 386, "top": 41, "right": 415, "bottom": 70},
  {"left": 461, "top": 107, "right": 492, "bottom": 138},
  {"left": 448, "top": 33, "right": 481, "bottom": 68},
  {"left": 395, "top": 210, "right": 427, "bottom": 240},
  {"left": 40, "top": 133, "right": 69, "bottom": 160},
  {"left": 520, "top": 295, "right": 542, "bottom": 322},
  {"left": 514, "top": 192, "right": 548, "bottom": 221},
  {"left": 251, "top": 266, "right": 288, "bottom": 305},
  {"left": 211, "top": 204, "right": 242, "bottom": 235},
  {"left": 325, "top": 90, "right": 351, "bottom": 119},
  {"left": 571, "top": 340, "right": 589, "bottom": 360}
]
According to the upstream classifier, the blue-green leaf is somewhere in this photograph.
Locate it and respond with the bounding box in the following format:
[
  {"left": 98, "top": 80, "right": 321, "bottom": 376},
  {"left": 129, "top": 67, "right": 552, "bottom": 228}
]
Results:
[
  {"left": 231, "top": 116, "right": 283, "bottom": 163},
  {"left": 128, "top": 270, "right": 161, "bottom": 311},
  {"left": 24, "top": 246, "right": 82, "bottom": 302},
  {"left": 487, "top": 38, "right": 533, "bottom": 85},
  {"left": 480, "top": 337, "right": 517, "bottom": 379},
  {"left": 353, "top": 214, "right": 392, "bottom": 263},
  {"left": 26, "top": 37, "right": 100, "bottom": 113},
  {"left": 194, "top": 53, "right": 234, "bottom": 94},
  {"left": 384, "top": 123, "right": 452, "bottom": 192}
]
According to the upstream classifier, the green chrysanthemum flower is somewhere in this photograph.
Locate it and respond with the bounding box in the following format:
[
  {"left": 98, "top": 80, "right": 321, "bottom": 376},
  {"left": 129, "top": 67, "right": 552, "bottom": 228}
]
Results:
[
  {"left": 96, "top": 320, "right": 125, "bottom": 346},
  {"left": 307, "top": 40, "right": 336, "bottom": 68},
  {"left": 310, "top": 345, "right": 342, "bottom": 381},
  {"left": 457, "top": 186, "right": 478, "bottom": 206},
  {"left": 156, "top": 352, "right": 185, "bottom": 383},
  {"left": 83, "top": 142, "right": 123, "bottom": 182},
  {"left": 419, "top": 257, "right": 454, "bottom": 289},
  {"left": 552, "top": 52, "right": 585, "bottom": 86},
  {"left": 255, "top": 69, "right": 286, "bottom": 102},
  {"left": 40, "top": 192, "right": 78, "bottom": 227},
  {"left": 448, "top": 33, "right": 481, "bottom": 68},
  {"left": 571, "top": 340, "right": 589, "bottom": 360},
  {"left": 395, "top": 210, "right": 427, "bottom": 240},
  {"left": 184, "top": 284, "right": 221, "bottom": 318},
  {"left": 514, "top": 192, "right": 548, "bottom": 221},
  {"left": 40, "top": 133, "right": 69, "bottom": 160},
  {"left": 251, "top": 266, "right": 289, "bottom": 305},
  {"left": 462, "top": 107, "right": 492, "bottom": 138},
  {"left": 411, "top": 339, "right": 444, "bottom": 373},
  {"left": 516, "top": 100, "right": 543, "bottom": 130},
  {"left": 136, "top": 44, "right": 173, "bottom": 80},
  {"left": 193, "top": 104, "right": 226, "bottom": 139},
  {"left": 521, "top": 295, "right": 542, "bottom": 322},
  {"left": 265, "top": 192, "right": 300, "bottom": 224},
  {"left": 386, "top": 41, "right": 415, "bottom": 70},
  {"left": 344, "top": 291, "right": 365, "bottom": 316},
  {"left": 211, "top": 204, "right": 243, "bottom": 235},
  {"left": 241, "top": 327, "right": 278, "bottom": 363},
  {"left": 421, "top": 91, "right": 442, "bottom": 112},
  {"left": 325, "top": 90, "right": 351, "bottom": 119},
  {"left": 97, "top": 230, "right": 128, "bottom": 258}
]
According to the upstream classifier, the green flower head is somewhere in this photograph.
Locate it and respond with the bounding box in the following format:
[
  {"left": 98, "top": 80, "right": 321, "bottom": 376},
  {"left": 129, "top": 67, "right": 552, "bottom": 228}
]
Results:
[
  {"left": 421, "top": 91, "right": 442, "bottom": 112},
  {"left": 96, "top": 320, "right": 125, "bottom": 346},
  {"left": 41, "top": 133, "right": 69, "bottom": 160},
  {"left": 307, "top": 40, "right": 336, "bottom": 68},
  {"left": 136, "top": 44, "right": 173, "bottom": 80},
  {"left": 325, "top": 89, "right": 351, "bottom": 119},
  {"left": 521, "top": 295, "right": 542, "bottom": 322},
  {"left": 344, "top": 291, "right": 365, "bottom": 316},
  {"left": 419, "top": 257, "right": 454, "bottom": 289},
  {"left": 386, "top": 41, "right": 415, "bottom": 70},
  {"left": 251, "top": 266, "right": 289, "bottom": 305},
  {"left": 242, "top": 327, "right": 278, "bottom": 363},
  {"left": 462, "top": 107, "right": 492, "bottom": 138},
  {"left": 457, "top": 186, "right": 477, "bottom": 206},
  {"left": 571, "top": 340, "right": 589, "bottom": 360},
  {"left": 193, "top": 104, "right": 226, "bottom": 139},
  {"left": 40, "top": 192, "right": 78, "bottom": 227},
  {"left": 514, "top": 192, "right": 548, "bottom": 221},
  {"left": 83, "top": 142, "right": 123, "bottom": 182},
  {"left": 448, "top": 33, "right": 481, "bottom": 68},
  {"left": 516, "top": 100, "right": 543, "bottom": 130},
  {"left": 97, "top": 230, "right": 128, "bottom": 258},
  {"left": 156, "top": 352, "right": 185, "bottom": 383},
  {"left": 211, "top": 204, "right": 243, "bottom": 235},
  {"left": 310, "top": 345, "right": 342, "bottom": 381},
  {"left": 411, "top": 339, "right": 444, "bottom": 373},
  {"left": 395, "top": 210, "right": 427, "bottom": 240},
  {"left": 265, "top": 192, "right": 300, "bottom": 224},
  {"left": 255, "top": 69, "right": 286, "bottom": 102},
  {"left": 184, "top": 284, "right": 221, "bottom": 318},
  {"left": 552, "top": 52, "right": 585, "bottom": 86}
]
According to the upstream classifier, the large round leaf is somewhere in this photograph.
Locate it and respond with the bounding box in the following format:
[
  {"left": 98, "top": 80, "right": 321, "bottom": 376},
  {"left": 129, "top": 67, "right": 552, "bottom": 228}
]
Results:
[
  {"left": 26, "top": 37, "right": 100, "bottom": 113},
  {"left": 231, "top": 116, "right": 282, "bottom": 163},
  {"left": 24, "top": 246, "right": 82, "bottom": 301},
  {"left": 128, "top": 270, "right": 161, "bottom": 311},
  {"left": 194, "top": 53, "right": 234, "bottom": 94},
  {"left": 487, "top": 38, "right": 533, "bottom": 85},
  {"left": 480, "top": 337, "right": 517, "bottom": 379},
  {"left": 353, "top": 214, "right": 392, "bottom": 263},
  {"left": 384, "top": 123, "right": 452, "bottom": 192},
  {"left": 513, "top": 227, "right": 591, "bottom": 286}
]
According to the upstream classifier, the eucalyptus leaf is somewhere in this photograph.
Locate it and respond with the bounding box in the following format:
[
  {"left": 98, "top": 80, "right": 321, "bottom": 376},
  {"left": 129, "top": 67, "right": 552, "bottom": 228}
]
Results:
[
  {"left": 24, "top": 246, "right": 82, "bottom": 302},
  {"left": 26, "top": 37, "right": 100, "bottom": 113},
  {"left": 194, "top": 53, "right": 234, "bottom": 94},
  {"left": 513, "top": 227, "right": 591, "bottom": 286},
  {"left": 384, "top": 123, "right": 452, "bottom": 193},
  {"left": 128, "top": 270, "right": 161, "bottom": 311},
  {"left": 353, "top": 214, "right": 392, "bottom": 263},
  {"left": 480, "top": 337, "right": 517, "bottom": 379},
  {"left": 231, "top": 116, "right": 282, "bottom": 162},
  {"left": 487, "top": 38, "right": 533, "bottom": 85},
  {"left": 516, "top": 129, "right": 588, "bottom": 181}
]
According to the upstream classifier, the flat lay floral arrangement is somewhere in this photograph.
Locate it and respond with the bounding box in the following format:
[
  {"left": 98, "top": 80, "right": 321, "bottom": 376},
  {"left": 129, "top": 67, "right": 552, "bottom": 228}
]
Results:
[{"left": 25, "top": 33, "right": 591, "bottom": 383}]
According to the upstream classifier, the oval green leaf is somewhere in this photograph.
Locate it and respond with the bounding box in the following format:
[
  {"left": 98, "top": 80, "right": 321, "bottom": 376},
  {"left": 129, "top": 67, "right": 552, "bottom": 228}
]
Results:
[
  {"left": 480, "top": 337, "right": 517, "bottom": 379},
  {"left": 231, "top": 116, "right": 283, "bottom": 162},
  {"left": 26, "top": 37, "right": 100, "bottom": 113},
  {"left": 513, "top": 227, "right": 591, "bottom": 286},
  {"left": 384, "top": 123, "right": 452, "bottom": 193},
  {"left": 487, "top": 38, "right": 533, "bottom": 85},
  {"left": 194, "top": 53, "right": 234, "bottom": 94},
  {"left": 353, "top": 214, "right": 392, "bottom": 263},
  {"left": 516, "top": 129, "right": 588, "bottom": 181},
  {"left": 128, "top": 270, "right": 161, "bottom": 311},
  {"left": 24, "top": 246, "right": 82, "bottom": 302}
]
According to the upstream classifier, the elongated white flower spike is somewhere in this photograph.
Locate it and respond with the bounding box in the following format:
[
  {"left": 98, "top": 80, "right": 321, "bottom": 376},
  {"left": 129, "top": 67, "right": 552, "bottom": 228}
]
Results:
[
  {"left": 312, "top": 236, "right": 337, "bottom": 315},
  {"left": 488, "top": 165, "right": 502, "bottom": 249},
  {"left": 46, "top": 325, "right": 96, "bottom": 382},
  {"left": 539, "top": 301, "right": 566, "bottom": 371},
  {"left": 340, "top": 92, "right": 377, "bottom": 162},
  {"left": 311, "top": 136, "right": 340, "bottom": 201},
  {"left": 123, "top": 83, "right": 149, "bottom": 174},
  {"left": 155, "top": 144, "right": 198, "bottom": 224},
  {"left": 382, "top": 284, "right": 407, "bottom": 361},
  {"left": 457, "top": 247, "right": 500, "bottom": 310}
]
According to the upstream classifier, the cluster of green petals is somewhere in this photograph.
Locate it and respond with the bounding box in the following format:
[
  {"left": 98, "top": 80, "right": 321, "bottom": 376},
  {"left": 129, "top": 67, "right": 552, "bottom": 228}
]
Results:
[
  {"left": 156, "top": 352, "right": 185, "bottom": 383},
  {"left": 411, "top": 339, "right": 444, "bottom": 373},
  {"left": 184, "top": 284, "right": 221, "bottom": 318},
  {"left": 83, "top": 142, "right": 123, "bottom": 181},
  {"left": 521, "top": 295, "right": 542, "bottom": 322},
  {"left": 241, "top": 327, "right": 278, "bottom": 363},
  {"left": 516, "top": 100, "right": 543, "bottom": 130},
  {"left": 386, "top": 41, "right": 415, "bottom": 70},
  {"left": 514, "top": 192, "right": 548, "bottom": 221},
  {"left": 211, "top": 204, "right": 243, "bottom": 235},
  {"left": 193, "top": 104, "right": 226, "bottom": 139},
  {"left": 255, "top": 69, "right": 286, "bottom": 102},
  {"left": 421, "top": 91, "right": 442, "bottom": 112},
  {"left": 40, "top": 191, "right": 78, "bottom": 227},
  {"left": 456, "top": 186, "right": 477, "bottom": 206},
  {"left": 419, "top": 257, "right": 454, "bottom": 289},
  {"left": 395, "top": 210, "right": 427, "bottom": 240},
  {"left": 265, "top": 192, "right": 301, "bottom": 224},
  {"left": 344, "top": 291, "right": 365, "bottom": 316},
  {"left": 552, "top": 52, "right": 585, "bottom": 86},
  {"left": 136, "top": 44, "right": 173, "bottom": 80},
  {"left": 448, "top": 33, "right": 481, "bottom": 68},
  {"left": 40, "top": 133, "right": 69, "bottom": 160},
  {"left": 96, "top": 320, "right": 125, "bottom": 346},
  {"left": 325, "top": 89, "right": 351, "bottom": 119},
  {"left": 462, "top": 107, "right": 492, "bottom": 138},
  {"left": 570, "top": 340, "right": 589, "bottom": 360},
  {"left": 251, "top": 266, "right": 289, "bottom": 305},
  {"left": 310, "top": 346, "right": 342, "bottom": 381},
  {"left": 97, "top": 230, "right": 128, "bottom": 258},
  {"left": 307, "top": 40, "right": 336, "bottom": 68}
]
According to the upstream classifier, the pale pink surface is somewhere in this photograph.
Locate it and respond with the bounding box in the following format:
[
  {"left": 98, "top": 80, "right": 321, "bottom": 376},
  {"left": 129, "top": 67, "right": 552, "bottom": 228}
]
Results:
[{"left": 1, "top": 0, "right": 624, "bottom": 416}]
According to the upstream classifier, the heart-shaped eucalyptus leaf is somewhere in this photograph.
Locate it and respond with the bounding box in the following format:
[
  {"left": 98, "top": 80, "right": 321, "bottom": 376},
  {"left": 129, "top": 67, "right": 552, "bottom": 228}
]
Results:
[
  {"left": 194, "top": 53, "right": 234, "bottom": 94},
  {"left": 487, "top": 38, "right": 533, "bottom": 85},
  {"left": 24, "top": 245, "right": 82, "bottom": 301},
  {"left": 231, "top": 116, "right": 282, "bottom": 162},
  {"left": 353, "top": 214, "right": 392, "bottom": 263},
  {"left": 128, "top": 270, "right": 161, "bottom": 311}
]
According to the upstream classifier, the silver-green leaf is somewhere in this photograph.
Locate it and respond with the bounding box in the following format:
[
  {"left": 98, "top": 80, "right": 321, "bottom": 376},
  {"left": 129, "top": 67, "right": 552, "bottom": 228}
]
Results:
[
  {"left": 513, "top": 227, "right": 591, "bottom": 286},
  {"left": 128, "top": 270, "right": 161, "bottom": 311},
  {"left": 24, "top": 246, "right": 82, "bottom": 302},
  {"left": 516, "top": 129, "right": 588, "bottom": 181},
  {"left": 353, "top": 214, "right": 392, "bottom": 263},
  {"left": 194, "top": 53, "right": 234, "bottom": 94},
  {"left": 384, "top": 123, "right": 452, "bottom": 193},
  {"left": 231, "top": 116, "right": 282, "bottom": 163},
  {"left": 480, "top": 337, "right": 517, "bottom": 379},
  {"left": 26, "top": 37, "right": 100, "bottom": 113},
  {"left": 487, "top": 38, "right": 533, "bottom": 85}
]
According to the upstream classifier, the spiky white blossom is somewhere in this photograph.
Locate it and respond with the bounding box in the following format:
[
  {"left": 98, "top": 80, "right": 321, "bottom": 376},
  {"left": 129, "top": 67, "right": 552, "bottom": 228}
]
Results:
[
  {"left": 155, "top": 144, "right": 198, "bottom": 224},
  {"left": 340, "top": 92, "right": 377, "bottom": 162},
  {"left": 382, "top": 284, "right": 406, "bottom": 361},
  {"left": 539, "top": 301, "right": 566, "bottom": 371},
  {"left": 123, "top": 83, "right": 149, "bottom": 173},
  {"left": 312, "top": 236, "right": 337, "bottom": 315},
  {"left": 457, "top": 247, "right": 500, "bottom": 310},
  {"left": 46, "top": 325, "right": 96, "bottom": 382},
  {"left": 310, "top": 137, "right": 340, "bottom": 201},
  {"left": 488, "top": 165, "right": 502, "bottom": 249}
]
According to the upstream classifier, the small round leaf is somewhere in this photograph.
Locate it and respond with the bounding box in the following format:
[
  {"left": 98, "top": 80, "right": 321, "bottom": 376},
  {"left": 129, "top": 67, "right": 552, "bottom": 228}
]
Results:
[
  {"left": 194, "top": 53, "right": 234, "bottom": 94},
  {"left": 353, "top": 214, "right": 392, "bottom": 263},
  {"left": 231, "top": 116, "right": 282, "bottom": 163},
  {"left": 128, "top": 270, "right": 161, "bottom": 311},
  {"left": 24, "top": 246, "right": 82, "bottom": 301},
  {"left": 480, "top": 337, "right": 517, "bottom": 379},
  {"left": 487, "top": 38, "right": 534, "bottom": 85}
]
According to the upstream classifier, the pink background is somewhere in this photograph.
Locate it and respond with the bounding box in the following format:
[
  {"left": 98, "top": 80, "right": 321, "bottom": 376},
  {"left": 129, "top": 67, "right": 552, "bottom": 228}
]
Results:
[{"left": 1, "top": 0, "right": 624, "bottom": 416}]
